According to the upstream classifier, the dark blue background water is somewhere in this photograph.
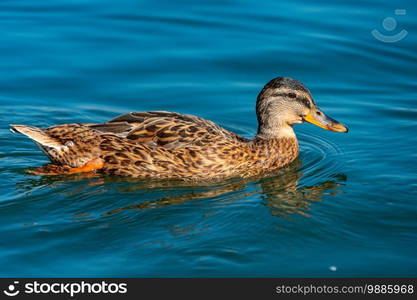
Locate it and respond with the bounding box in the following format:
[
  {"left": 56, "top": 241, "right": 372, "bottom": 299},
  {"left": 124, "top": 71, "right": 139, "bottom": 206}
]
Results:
[{"left": 0, "top": 0, "right": 416, "bottom": 277}]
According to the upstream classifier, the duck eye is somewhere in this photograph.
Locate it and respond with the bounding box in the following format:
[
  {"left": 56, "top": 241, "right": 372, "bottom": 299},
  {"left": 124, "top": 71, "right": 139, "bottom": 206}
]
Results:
[
  {"left": 288, "top": 93, "right": 297, "bottom": 98},
  {"left": 316, "top": 111, "right": 322, "bottom": 116}
]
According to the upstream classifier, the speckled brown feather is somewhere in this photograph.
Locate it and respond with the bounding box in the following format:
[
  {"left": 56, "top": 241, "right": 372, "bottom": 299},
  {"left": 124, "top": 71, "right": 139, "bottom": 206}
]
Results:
[
  {"left": 90, "top": 111, "right": 249, "bottom": 150},
  {"left": 95, "top": 132, "right": 298, "bottom": 180},
  {"left": 10, "top": 113, "right": 299, "bottom": 180}
]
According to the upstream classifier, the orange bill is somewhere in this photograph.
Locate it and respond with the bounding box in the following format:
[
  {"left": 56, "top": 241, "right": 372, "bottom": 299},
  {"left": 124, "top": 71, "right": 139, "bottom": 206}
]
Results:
[{"left": 303, "top": 109, "right": 348, "bottom": 133}]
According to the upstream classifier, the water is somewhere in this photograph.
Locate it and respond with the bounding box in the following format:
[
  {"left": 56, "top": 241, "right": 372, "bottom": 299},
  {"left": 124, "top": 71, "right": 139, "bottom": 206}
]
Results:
[{"left": 0, "top": 0, "right": 416, "bottom": 277}]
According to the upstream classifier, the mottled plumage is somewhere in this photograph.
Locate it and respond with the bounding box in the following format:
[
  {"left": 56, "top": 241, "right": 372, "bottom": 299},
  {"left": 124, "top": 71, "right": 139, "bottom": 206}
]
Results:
[{"left": 10, "top": 77, "right": 348, "bottom": 180}]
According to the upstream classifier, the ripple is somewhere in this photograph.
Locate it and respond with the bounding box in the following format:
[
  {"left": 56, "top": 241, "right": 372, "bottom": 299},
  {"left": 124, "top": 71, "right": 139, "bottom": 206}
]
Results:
[{"left": 298, "top": 130, "right": 346, "bottom": 182}]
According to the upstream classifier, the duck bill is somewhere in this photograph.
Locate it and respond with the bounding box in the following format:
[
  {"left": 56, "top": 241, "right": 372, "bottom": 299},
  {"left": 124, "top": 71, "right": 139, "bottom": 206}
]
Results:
[{"left": 303, "top": 108, "right": 348, "bottom": 133}]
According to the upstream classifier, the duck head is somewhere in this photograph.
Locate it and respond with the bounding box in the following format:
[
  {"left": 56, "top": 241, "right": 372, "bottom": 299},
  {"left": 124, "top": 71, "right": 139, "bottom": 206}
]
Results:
[{"left": 256, "top": 77, "right": 348, "bottom": 138}]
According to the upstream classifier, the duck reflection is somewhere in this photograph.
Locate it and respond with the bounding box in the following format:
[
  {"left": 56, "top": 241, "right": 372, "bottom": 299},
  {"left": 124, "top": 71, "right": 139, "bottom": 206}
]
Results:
[
  {"left": 259, "top": 167, "right": 346, "bottom": 217},
  {"left": 16, "top": 158, "right": 346, "bottom": 217},
  {"left": 103, "top": 159, "right": 346, "bottom": 216}
]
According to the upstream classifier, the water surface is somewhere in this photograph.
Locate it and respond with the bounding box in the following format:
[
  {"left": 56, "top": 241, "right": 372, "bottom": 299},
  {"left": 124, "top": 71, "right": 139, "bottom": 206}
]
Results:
[{"left": 0, "top": 0, "right": 416, "bottom": 276}]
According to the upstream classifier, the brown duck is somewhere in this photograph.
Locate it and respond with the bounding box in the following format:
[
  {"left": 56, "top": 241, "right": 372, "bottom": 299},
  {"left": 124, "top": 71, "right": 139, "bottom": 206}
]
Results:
[{"left": 10, "top": 77, "right": 348, "bottom": 181}]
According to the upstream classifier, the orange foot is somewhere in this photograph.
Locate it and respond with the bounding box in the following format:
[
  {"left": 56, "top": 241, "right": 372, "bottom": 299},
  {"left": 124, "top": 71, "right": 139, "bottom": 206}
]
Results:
[{"left": 28, "top": 158, "right": 104, "bottom": 176}]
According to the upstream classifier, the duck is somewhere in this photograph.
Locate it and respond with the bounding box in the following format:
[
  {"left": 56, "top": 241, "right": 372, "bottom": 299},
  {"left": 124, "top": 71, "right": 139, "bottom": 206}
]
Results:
[{"left": 10, "top": 77, "right": 348, "bottom": 181}]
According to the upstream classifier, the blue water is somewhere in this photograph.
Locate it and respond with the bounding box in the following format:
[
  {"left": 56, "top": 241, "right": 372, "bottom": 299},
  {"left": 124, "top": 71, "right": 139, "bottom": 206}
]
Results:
[{"left": 1, "top": 0, "right": 416, "bottom": 277}]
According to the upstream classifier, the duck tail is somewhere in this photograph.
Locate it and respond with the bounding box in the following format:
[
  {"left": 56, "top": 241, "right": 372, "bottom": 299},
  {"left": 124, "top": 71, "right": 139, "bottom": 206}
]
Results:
[{"left": 10, "top": 124, "right": 63, "bottom": 148}]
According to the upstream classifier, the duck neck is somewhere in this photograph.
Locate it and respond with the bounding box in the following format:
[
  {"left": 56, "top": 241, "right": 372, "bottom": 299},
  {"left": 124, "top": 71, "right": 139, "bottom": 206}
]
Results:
[{"left": 256, "top": 122, "right": 297, "bottom": 140}]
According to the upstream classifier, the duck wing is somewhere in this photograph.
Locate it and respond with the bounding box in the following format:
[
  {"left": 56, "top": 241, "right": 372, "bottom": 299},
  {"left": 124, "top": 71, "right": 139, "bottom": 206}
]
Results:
[{"left": 88, "top": 111, "right": 248, "bottom": 150}]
